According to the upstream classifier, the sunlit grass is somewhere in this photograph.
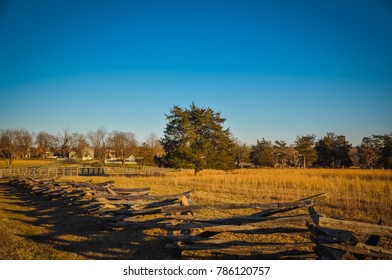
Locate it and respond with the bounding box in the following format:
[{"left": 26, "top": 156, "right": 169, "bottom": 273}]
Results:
[
  {"left": 62, "top": 168, "right": 392, "bottom": 225},
  {"left": 0, "top": 159, "right": 58, "bottom": 168},
  {"left": 1, "top": 167, "right": 391, "bottom": 259},
  {"left": 0, "top": 182, "right": 85, "bottom": 259}
]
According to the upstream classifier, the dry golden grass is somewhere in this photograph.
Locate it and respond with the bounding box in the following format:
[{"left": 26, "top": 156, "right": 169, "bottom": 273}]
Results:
[
  {"left": 66, "top": 168, "right": 392, "bottom": 225},
  {"left": 59, "top": 168, "right": 391, "bottom": 259},
  {"left": 1, "top": 167, "right": 391, "bottom": 259},
  {"left": 0, "top": 159, "right": 58, "bottom": 168}
]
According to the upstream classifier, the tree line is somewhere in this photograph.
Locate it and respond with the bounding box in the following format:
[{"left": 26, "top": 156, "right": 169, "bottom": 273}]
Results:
[
  {"left": 242, "top": 132, "right": 392, "bottom": 169},
  {"left": 1, "top": 103, "right": 391, "bottom": 171},
  {"left": 0, "top": 127, "right": 163, "bottom": 167}
]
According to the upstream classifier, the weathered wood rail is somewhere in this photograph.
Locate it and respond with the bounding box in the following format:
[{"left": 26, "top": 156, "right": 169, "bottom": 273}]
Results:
[
  {"left": 0, "top": 166, "right": 95, "bottom": 178},
  {"left": 0, "top": 166, "right": 169, "bottom": 178},
  {"left": 307, "top": 206, "right": 392, "bottom": 259},
  {"left": 165, "top": 194, "right": 326, "bottom": 259},
  {"left": 5, "top": 176, "right": 392, "bottom": 259}
]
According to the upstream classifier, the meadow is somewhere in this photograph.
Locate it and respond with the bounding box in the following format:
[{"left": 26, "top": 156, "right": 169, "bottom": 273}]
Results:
[
  {"left": 68, "top": 168, "right": 391, "bottom": 225},
  {"left": 0, "top": 160, "right": 391, "bottom": 259},
  {"left": 0, "top": 159, "right": 58, "bottom": 167}
]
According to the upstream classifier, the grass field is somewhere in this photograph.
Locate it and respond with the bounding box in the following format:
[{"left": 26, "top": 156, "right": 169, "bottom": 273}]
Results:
[
  {"left": 69, "top": 168, "right": 392, "bottom": 224},
  {"left": 0, "top": 159, "right": 58, "bottom": 167},
  {"left": 0, "top": 166, "right": 391, "bottom": 259}
]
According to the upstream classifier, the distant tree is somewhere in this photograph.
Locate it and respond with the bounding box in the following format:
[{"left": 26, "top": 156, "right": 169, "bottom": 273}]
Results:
[
  {"left": 378, "top": 133, "right": 392, "bottom": 169},
  {"left": 0, "top": 128, "right": 19, "bottom": 167},
  {"left": 315, "top": 132, "right": 352, "bottom": 168},
  {"left": 87, "top": 128, "right": 108, "bottom": 164},
  {"left": 315, "top": 133, "right": 335, "bottom": 167},
  {"left": 136, "top": 142, "right": 155, "bottom": 166},
  {"left": 136, "top": 133, "right": 164, "bottom": 167},
  {"left": 71, "top": 132, "right": 89, "bottom": 158},
  {"left": 358, "top": 133, "right": 392, "bottom": 169},
  {"left": 35, "top": 131, "right": 56, "bottom": 159},
  {"left": 160, "top": 103, "right": 236, "bottom": 174},
  {"left": 286, "top": 145, "right": 300, "bottom": 167},
  {"left": 348, "top": 147, "right": 360, "bottom": 167},
  {"left": 1, "top": 128, "right": 32, "bottom": 163},
  {"left": 145, "top": 133, "right": 164, "bottom": 157},
  {"left": 108, "top": 131, "right": 138, "bottom": 166},
  {"left": 235, "top": 141, "right": 251, "bottom": 168},
  {"left": 273, "top": 140, "right": 289, "bottom": 168},
  {"left": 294, "top": 134, "right": 317, "bottom": 168},
  {"left": 16, "top": 128, "right": 34, "bottom": 159},
  {"left": 334, "top": 135, "right": 352, "bottom": 168},
  {"left": 0, "top": 128, "right": 33, "bottom": 165},
  {"left": 55, "top": 129, "right": 73, "bottom": 158},
  {"left": 357, "top": 136, "right": 381, "bottom": 169},
  {"left": 249, "top": 138, "right": 274, "bottom": 167}
]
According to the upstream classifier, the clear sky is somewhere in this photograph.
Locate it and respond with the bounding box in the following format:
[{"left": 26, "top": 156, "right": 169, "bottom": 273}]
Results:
[{"left": 1, "top": 0, "right": 391, "bottom": 145}]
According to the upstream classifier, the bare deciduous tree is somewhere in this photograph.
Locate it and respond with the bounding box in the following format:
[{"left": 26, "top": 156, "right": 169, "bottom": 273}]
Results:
[
  {"left": 88, "top": 128, "right": 108, "bottom": 164},
  {"left": 16, "top": 128, "right": 34, "bottom": 159},
  {"left": 0, "top": 128, "right": 33, "bottom": 166},
  {"left": 0, "top": 128, "right": 19, "bottom": 167},
  {"left": 71, "top": 132, "right": 89, "bottom": 158},
  {"left": 286, "top": 145, "right": 300, "bottom": 167},
  {"left": 234, "top": 140, "right": 251, "bottom": 168},
  {"left": 55, "top": 129, "right": 73, "bottom": 158},
  {"left": 145, "top": 133, "right": 164, "bottom": 157},
  {"left": 135, "top": 133, "right": 164, "bottom": 166},
  {"left": 108, "top": 131, "right": 138, "bottom": 166},
  {"left": 35, "top": 131, "right": 56, "bottom": 159}
]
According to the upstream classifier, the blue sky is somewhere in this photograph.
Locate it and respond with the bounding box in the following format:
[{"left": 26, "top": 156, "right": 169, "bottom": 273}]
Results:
[{"left": 1, "top": 0, "right": 391, "bottom": 145}]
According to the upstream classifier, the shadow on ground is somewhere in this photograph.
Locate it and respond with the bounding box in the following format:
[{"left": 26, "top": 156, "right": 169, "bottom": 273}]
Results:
[{"left": 0, "top": 181, "right": 171, "bottom": 260}]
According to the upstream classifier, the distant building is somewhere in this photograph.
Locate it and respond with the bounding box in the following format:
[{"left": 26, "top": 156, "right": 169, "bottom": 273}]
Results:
[
  {"left": 82, "top": 147, "right": 94, "bottom": 161},
  {"left": 69, "top": 151, "right": 77, "bottom": 159},
  {"left": 68, "top": 147, "right": 94, "bottom": 161},
  {"left": 104, "top": 154, "right": 137, "bottom": 164},
  {"left": 46, "top": 151, "right": 58, "bottom": 159},
  {"left": 125, "top": 155, "right": 137, "bottom": 164},
  {"left": 105, "top": 149, "right": 117, "bottom": 160}
]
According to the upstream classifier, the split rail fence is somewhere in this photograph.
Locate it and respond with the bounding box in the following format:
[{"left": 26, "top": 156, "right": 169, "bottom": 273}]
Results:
[
  {"left": 5, "top": 176, "right": 392, "bottom": 260},
  {"left": 0, "top": 166, "right": 169, "bottom": 178}
]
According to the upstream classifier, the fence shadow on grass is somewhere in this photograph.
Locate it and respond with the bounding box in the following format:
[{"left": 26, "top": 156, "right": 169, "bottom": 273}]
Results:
[
  {"left": 0, "top": 181, "right": 169, "bottom": 260},
  {"left": 2, "top": 177, "right": 391, "bottom": 260}
]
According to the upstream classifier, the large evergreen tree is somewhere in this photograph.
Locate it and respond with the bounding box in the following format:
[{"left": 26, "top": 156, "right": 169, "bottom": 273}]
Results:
[{"left": 160, "top": 103, "right": 236, "bottom": 174}]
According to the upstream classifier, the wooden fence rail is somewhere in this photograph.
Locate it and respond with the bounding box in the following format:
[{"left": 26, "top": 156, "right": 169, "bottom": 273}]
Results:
[
  {"left": 0, "top": 166, "right": 170, "bottom": 178},
  {"left": 307, "top": 206, "right": 392, "bottom": 259},
  {"left": 4, "top": 176, "right": 392, "bottom": 260},
  {"left": 164, "top": 194, "right": 326, "bottom": 259}
]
